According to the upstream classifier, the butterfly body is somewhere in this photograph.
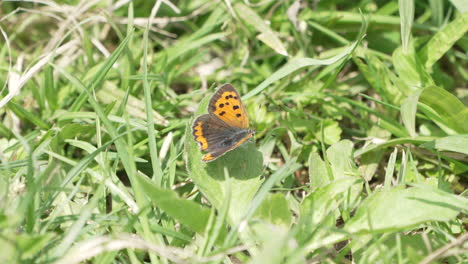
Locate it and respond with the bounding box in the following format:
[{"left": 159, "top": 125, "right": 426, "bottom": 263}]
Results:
[{"left": 192, "top": 84, "right": 254, "bottom": 162}]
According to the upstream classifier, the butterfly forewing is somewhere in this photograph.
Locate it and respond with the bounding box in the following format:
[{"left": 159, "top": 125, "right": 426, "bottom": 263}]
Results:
[{"left": 208, "top": 84, "right": 249, "bottom": 129}]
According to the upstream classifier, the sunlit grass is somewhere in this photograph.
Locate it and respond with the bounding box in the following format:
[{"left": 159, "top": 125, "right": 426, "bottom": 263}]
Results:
[{"left": 0, "top": 1, "right": 467, "bottom": 263}]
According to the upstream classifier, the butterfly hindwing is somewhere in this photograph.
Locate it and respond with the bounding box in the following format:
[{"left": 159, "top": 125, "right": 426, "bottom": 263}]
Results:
[
  {"left": 202, "top": 130, "right": 253, "bottom": 162},
  {"left": 208, "top": 84, "right": 249, "bottom": 129},
  {"left": 192, "top": 114, "right": 253, "bottom": 162}
]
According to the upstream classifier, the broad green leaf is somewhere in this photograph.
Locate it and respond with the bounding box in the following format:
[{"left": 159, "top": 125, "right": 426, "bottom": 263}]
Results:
[
  {"left": 393, "top": 45, "right": 433, "bottom": 93},
  {"left": 255, "top": 193, "right": 292, "bottom": 228},
  {"left": 221, "top": 159, "right": 301, "bottom": 250},
  {"left": 399, "top": 0, "right": 414, "bottom": 53},
  {"left": 137, "top": 172, "right": 211, "bottom": 234},
  {"left": 419, "top": 12, "right": 468, "bottom": 69},
  {"left": 422, "top": 135, "right": 468, "bottom": 155},
  {"left": 326, "top": 140, "right": 358, "bottom": 179},
  {"left": 0, "top": 236, "right": 16, "bottom": 263},
  {"left": 315, "top": 119, "right": 342, "bottom": 145},
  {"left": 326, "top": 140, "right": 362, "bottom": 211},
  {"left": 301, "top": 177, "right": 362, "bottom": 226},
  {"left": 419, "top": 85, "right": 468, "bottom": 133},
  {"left": 185, "top": 89, "right": 263, "bottom": 224},
  {"left": 400, "top": 88, "right": 423, "bottom": 138},
  {"left": 449, "top": 0, "right": 468, "bottom": 13},
  {"left": 249, "top": 222, "right": 294, "bottom": 264},
  {"left": 344, "top": 186, "right": 467, "bottom": 233},
  {"left": 308, "top": 152, "right": 330, "bottom": 189},
  {"left": 234, "top": 3, "right": 288, "bottom": 56},
  {"left": 359, "top": 150, "right": 386, "bottom": 182}
]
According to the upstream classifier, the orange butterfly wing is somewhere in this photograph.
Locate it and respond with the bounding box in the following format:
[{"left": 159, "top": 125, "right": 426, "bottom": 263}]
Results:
[
  {"left": 192, "top": 84, "right": 254, "bottom": 162},
  {"left": 208, "top": 84, "right": 249, "bottom": 129}
]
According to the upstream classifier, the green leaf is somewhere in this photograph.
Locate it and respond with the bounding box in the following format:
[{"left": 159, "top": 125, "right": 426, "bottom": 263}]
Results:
[
  {"left": 449, "top": 0, "right": 468, "bottom": 13},
  {"left": 301, "top": 177, "right": 362, "bottom": 226},
  {"left": 44, "top": 66, "right": 58, "bottom": 110},
  {"left": 137, "top": 172, "right": 211, "bottom": 234},
  {"left": 354, "top": 51, "right": 405, "bottom": 105},
  {"left": 400, "top": 89, "right": 423, "bottom": 138},
  {"left": 358, "top": 127, "right": 392, "bottom": 182},
  {"left": 354, "top": 233, "right": 432, "bottom": 263},
  {"left": 308, "top": 152, "right": 330, "bottom": 189},
  {"left": 158, "top": 8, "right": 227, "bottom": 64},
  {"left": 248, "top": 222, "right": 293, "bottom": 264},
  {"left": 243, "top": 16, "right": 367, "bottom": 100},
  {"left": 7, "top": 101, "right": 50, "bottom": 130},
  {"left": 97, "top": 81, "right": 168, "bottom": 126},
  {"left": 326, "top": 93, "right": 408, "bottom": 137},
  {"left": 384, "top": 148, "right": 399, "bottom": 189},
  {"left": 421, "top": 135, "right": 468, "bottom": 155},
  {"left": 69, "top": 30, "right": 133, "bottom": 112},
  {"left": 392, "top": 45, "right": 433, "bottom": 93},
  {"left": 17, "top": 233, "right": 55, "bottom": 259},
  {"left": 398, "top": 0, "right": 414, "bottom": 53},
  {"left": 185, "top": 89, "right": 264, "bottom": 224},
  {"left": 326, "top": 140, "right": 358, "bottom": 179},
  {"left": 354, "top": 137, "right": 434, "bottom": 157},
  {"left": 255, "top": 193, "right": 292, "bottom": 228},
  {"left": 242, "top": 158, "right": 301, "bottom": 223},
  {"left": 419, "top": 85, "right": 468, "bottom": 133},
  {"left": 234, "top": 3, "right": 288, "bottom": 56},
  {"left": 167, "top": 33, "right": 226, "bottom": 63},
  {"left": 344, "top": 186, "right": 467, "bottom": 233},
  {"left": 315, "top": 119, "right": 342, "bottom": 145},
  {"left": 419, "top": 12, "right": 468, "bottom": 69}
]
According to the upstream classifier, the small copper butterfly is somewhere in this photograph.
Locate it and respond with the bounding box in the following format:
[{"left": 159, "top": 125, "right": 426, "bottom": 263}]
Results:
[{"left": 192, "top": 84, "right": 255, "bottom": 162}]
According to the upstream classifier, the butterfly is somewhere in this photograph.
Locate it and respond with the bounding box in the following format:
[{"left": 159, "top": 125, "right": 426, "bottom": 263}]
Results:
[{"left": 192, "top": 84, "right": 255, "bottom": 162}]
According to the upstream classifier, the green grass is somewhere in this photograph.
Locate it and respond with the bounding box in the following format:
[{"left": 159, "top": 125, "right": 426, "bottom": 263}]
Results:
[{"left": 0, "top": 0, "right": 467, "bottom": 263}]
